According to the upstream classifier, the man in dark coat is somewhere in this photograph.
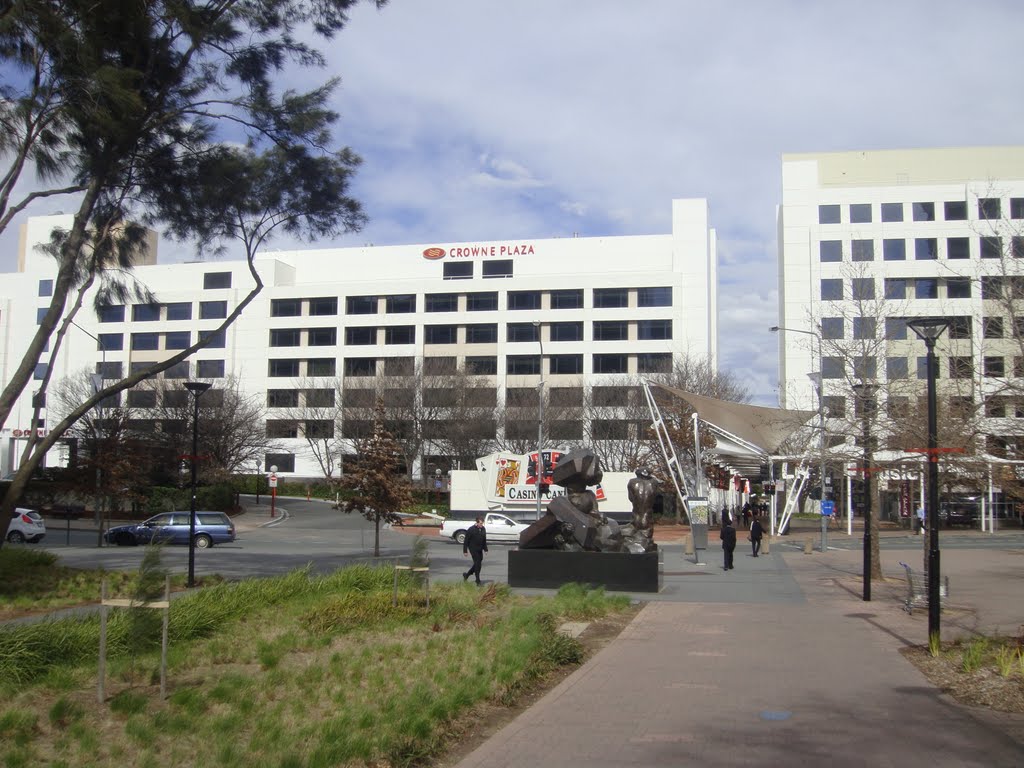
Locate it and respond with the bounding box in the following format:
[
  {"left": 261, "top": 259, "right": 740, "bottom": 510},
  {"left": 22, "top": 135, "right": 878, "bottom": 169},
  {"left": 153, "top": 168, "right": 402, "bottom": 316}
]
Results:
[
  {"left": 721, "top": 520, "right": 737, "bottom": 570},
  {"left": 750, "top": 517, "right": 764, "bottom": 557},
  {"left": 463, "top": 516, "right": 488, "bottom": 585}
]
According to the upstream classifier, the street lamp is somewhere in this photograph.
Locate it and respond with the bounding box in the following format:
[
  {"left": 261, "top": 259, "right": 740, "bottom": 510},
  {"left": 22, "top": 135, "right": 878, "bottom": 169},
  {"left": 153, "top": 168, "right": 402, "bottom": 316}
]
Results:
[
  {"left": 851, "top": 381, "right": 877, "bottom": 602},
  {"left": 71, "top": 320, "right": 108, "bottom": 546},
  {"left": 533, "top": 320, "right": 545, "bottom": 520},
  {"left": 183, "top": 381, "right": 212, "bottom": 588},
  {"left": 907, "top": 317, "right": 951, "bottom": 645}
]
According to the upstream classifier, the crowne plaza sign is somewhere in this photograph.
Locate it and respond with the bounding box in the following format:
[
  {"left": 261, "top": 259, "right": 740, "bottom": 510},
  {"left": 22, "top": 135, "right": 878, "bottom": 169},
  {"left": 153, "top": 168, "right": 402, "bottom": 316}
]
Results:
[{"left": 422, "top": 242, "right": 537, "bottom": 260}]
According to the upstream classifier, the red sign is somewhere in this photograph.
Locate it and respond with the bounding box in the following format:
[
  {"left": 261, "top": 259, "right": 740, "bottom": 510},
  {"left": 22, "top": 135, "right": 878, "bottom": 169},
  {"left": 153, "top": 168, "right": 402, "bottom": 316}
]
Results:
[{"left": 422, "top": 247, "right": 445, "bottom": 260}]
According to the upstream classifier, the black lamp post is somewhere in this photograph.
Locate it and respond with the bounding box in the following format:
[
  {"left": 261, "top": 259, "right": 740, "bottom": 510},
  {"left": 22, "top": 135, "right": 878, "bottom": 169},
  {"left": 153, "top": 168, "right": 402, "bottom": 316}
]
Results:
[
  {"left": 184, "top": 381, "right": 212, "bottom": 588},
  {"left": 533, "top": 320, "right": 545, "bottom": 520},
  {"left": 907, "top": 317, "right": 951, "bottom": 645},
  {"left": 851, "top": 381, "right": 877, "bottom": 602}
]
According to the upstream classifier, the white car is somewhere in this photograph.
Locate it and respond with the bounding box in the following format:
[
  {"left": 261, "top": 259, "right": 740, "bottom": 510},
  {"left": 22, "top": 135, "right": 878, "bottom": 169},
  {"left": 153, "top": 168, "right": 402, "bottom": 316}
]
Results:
[
  {"left": 6, "top": 508, "right": 46, "bottom": 544},
  {"left": 439, "top": 513, "right": 531, "bottom": 544}
]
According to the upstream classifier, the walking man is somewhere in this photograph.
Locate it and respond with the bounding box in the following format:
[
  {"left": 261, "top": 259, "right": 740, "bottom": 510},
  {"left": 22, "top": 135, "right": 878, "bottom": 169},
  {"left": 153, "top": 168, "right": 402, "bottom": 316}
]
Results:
[
  {"left": 463, "top": 516, "right": 488, "bottom": 585},
  {"left": 721, "top": 519, "right": 736, "bottom": 570},
  {"left": 750, "top": 516, "right": 764, "bottom": 557}
]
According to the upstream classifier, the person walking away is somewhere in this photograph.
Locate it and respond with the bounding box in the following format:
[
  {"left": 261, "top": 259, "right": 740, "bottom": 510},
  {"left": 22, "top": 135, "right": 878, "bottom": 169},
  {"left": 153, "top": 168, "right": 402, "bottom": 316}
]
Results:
[
  {"left": 463, "top": 516, "right": 488, "bottom": 585},
  {"left": 721, "top": 520, "right": 737, "bottom": 570},
  {"left": 750, "top": 517, "right": 764, "bottom": 557}
]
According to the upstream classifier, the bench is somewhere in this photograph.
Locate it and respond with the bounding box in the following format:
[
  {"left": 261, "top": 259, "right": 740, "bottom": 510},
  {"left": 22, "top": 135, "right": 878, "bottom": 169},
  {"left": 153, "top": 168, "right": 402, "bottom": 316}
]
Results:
[{"left": 898, "top": 561, "right": 949, "bottom": 615}]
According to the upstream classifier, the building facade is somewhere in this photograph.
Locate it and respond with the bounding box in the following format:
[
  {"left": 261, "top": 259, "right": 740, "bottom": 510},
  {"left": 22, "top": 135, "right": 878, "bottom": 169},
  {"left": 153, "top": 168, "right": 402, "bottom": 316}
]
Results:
[{"left": 1, "top": 199, "right": 717, "bottom": 479}]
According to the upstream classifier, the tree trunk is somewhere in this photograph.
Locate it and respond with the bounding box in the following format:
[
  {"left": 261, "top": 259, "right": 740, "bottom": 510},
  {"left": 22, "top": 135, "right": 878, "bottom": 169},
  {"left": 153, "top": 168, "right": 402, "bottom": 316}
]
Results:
[{"left": 374, "top": 515, "right": 380, "bottom": 557}]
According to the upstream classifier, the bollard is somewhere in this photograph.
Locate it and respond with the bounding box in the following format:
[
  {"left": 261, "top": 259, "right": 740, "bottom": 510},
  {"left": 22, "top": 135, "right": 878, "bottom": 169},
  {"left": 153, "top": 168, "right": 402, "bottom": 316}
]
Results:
[
  {"left": 803, "top": 536, "right": 813, "bottom": 554},
  {"left": 684, "top": 535, "right": 694, "bottom": 555},
  {"left": 762, "top": 536, "right": 770, "bottom": 555}
]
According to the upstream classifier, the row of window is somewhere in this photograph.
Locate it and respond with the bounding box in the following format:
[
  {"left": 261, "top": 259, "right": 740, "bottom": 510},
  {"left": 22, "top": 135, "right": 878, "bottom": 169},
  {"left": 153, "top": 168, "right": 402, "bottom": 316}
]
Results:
[
  {"left": 819, "top": 236, "right": 1021, "bottom": 262},
  {"left": 820, "top": 275, "right": 1024, "bottom": 301},
  {"left": 270, "top": 287, "right": 673, "bottom": 317},
  {"left": 266, "top": 320, "right": 673, "bottom": 347},
  {"left": 818, "top": 354, "right": 1023, "bottom": 380},
  {"left": 96, "top": 300, "right": 228, "bottom": 324},
  {"left": 820, "top": 315, "right": 1024, "bottom": 341},
  {"left": 818, "top": 198, "right": 1024, "bottom": 225}
]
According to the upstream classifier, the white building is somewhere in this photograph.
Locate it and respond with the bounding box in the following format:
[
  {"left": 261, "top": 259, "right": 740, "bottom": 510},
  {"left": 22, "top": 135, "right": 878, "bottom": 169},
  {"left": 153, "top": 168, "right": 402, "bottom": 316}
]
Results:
[
  {"left": 1, "top": 199, "right": 717, "bottom": 478},
  {"left": 777, "top": 146, "right": 1024, "bottom": 460}
]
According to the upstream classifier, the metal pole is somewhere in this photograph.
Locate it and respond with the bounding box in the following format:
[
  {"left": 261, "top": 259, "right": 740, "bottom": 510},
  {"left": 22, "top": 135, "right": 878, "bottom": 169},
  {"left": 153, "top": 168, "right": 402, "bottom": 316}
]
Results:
[
  {"left": 852, "top": 382, "right": 875, "bottom": 602},
  {"left": 534, "top": 321, "right": 545, "bottom": 520},
  {"left": 924, "top": 337, "right": 941, "bottom": 643},
  {"left": 188, "top": 390, "right": 200, "bottom": 588}
]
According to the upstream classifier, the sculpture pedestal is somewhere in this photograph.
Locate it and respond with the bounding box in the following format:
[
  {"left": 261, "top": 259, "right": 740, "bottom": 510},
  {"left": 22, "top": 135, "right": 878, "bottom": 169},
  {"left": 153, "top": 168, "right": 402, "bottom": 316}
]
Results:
[{"left": 507, "top": 549, "right": 660, "bottom": 593}]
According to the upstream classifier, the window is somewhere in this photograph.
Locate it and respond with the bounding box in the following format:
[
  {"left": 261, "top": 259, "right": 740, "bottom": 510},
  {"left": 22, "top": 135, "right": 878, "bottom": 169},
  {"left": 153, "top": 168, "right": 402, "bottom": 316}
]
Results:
[
  {"left": 850, "top": 203, "right": 871, "bottom": 223},
  {"left": 916, "top": 279, "right": 937, "bottom": 299},
  {"left": 164, "top": 331, "right": 190, "bottom": 349},
  {"left": 132, "top": 303, "right": 160, "bottom": 322},
  {"left": 949, "top": 316, "right": 971, "bottom": 339},
  {"left": 131, "top": 332, "right": 159, "bottom": 351},
  {"left": 200, "top": 300, "right": 227, "bottom": 319},
  {"left": 881, "top": 202, "right": 903, "bottom": 222},
  {"left": 443, "top": 262, "right": 473, "bottom": 280},
  {"left": 594, "top": 288, "right": 628, "bottom": 308},
  {"left": 271, "top": 298, "right": 302, "bottom": 317},
  {"left": 637, "top": 319, "right": 672, "bottom": 340},
  {"left": 818, "top": 204, "right": 841, "bottom": 224},
  {"left": 164, "top": 361, "right": 190, "bottom": 379},
  {"left": 378, "top": 294, "right": 414, "bottom": 314},
  {"left": 821, "top": 279, "right": 843, "bottom": 300},
  {"left": 270, "top": 329, "right": 301, "bottom": 347},
  {"left": 884, "top": 278, "right": 907, "bottom": 299},
  {"left": 309, "top": 297, "right": 338, "bottom": 316},
  {"left": 346, "top": 295, "right": 377, "bottom": 315},
  {"left": 982, "top": 276, "right": 1003, "bottom": 299},
  {"left": 33, "top": 362, "right": 47, "bottom": 380},
  {"left": 851, "top": 239, "right": 874, "bottom": 261},
  {"left": 304, "top": 421, "right": 335, "bottom": 439},
  {"left": 423, "top": 357, "right": 456, "bottom": 375},
  {"left": 821, "top": 357, "right": 843, "bottom": 379},
  {"left": 853, "top": 318, "right": 875, "bottom": 340},
  {"left": 593, "top": 321, "right": 628, "bottom": 341},
  {"left": 594, "top": 354, "right": 628, "bottom": 374},
  {"left": 98, "top": 305, "right": 125, "bottom": 323},
  {"left": 507, "top": 323, "right": 538, "bottom": 343},
  {"left": 269, "top": 359, "right": 300, "bottom": 377},
  {"left": 424, "top": 325, "right": 457, "bottom": 344},
  {"left": 425, "top": 293, "right": 458, "bottom": 312},
  {"left": 264, "top": 454, "right": 295, "bottom": 473},
  {"left": 507, "top": 355, "right": 540, "bottom": 375},
  {"left": 465, "top": 356, "right": 497, "bottom": 375},
  {"left": 592, "top": 420, "right": 630, "bottom": 441},
  {"left": 984, "top": 317, "right": 1004, "bottom": 339},
  {"left": 949, "top": 357, "right": 973, "bottom": 379},
  {"left": 266, "top": 420, "right": 299, "bottom": 439},
  {"left": 38, "top": 278, "right": 53, "bottom": 297},
  {"left": 550, "top": 420, "right": 583, "bottom": 440},
  {"left": 882, "top": 239, "right": 905, "bottom": 261},
  {"left": 978, "top": 198, "right": 1001, "bottom": 220},
  {"left": 466, "top": 292, "right": 498, "bottom": 311},
  {"left": 308, "top": 327, "right": 337, "bottom": 346},
  {"left": 482, "top": 259, "right": 513, "bottom": 278},
  {"left": 912, "top": 202, "right": 935, "bottom": 221},
  {"left": 550, "top": 289, "right": 583, "bottom": 309},
  {"left": 384, "top": 326, "right": 415, "bottom": 345},
  {"left": 944, "top": 200, "right": 968, "bottom": 220},
  {"left": 128, "top": 389, "right": 158, "bottom": 408},
  {"left": 915, "top": 238, "right": 938, "bottom": 260},
  {"left": 1012, "top": 198, "right": 1024, "bottom": 219},
  {"left": 981, "top": 236, "right": 1002, "bottom": 259},
  {"left": 592, "top": 386, "right": 631, "bottom": 407},
  {"left": 268, "top": 389, "right": 299, "bottom": 407},
  {"left": 36, "top": 306, "right": 48, "bottom": 324},
  {"left": 306, "top": 358, "right": 336, "bottom": 377},
  {"left": 550, "top": 354, "right": 583, "bottom": 374},
  {"left": 821, "top": 317, "right": 844, "bottom": 339},
  {"left": 885, "top": 317, "right": 908, "bottom": 340},
  {"left": 203, "top": 271, "right": 231, "bottom": 289},
  {"left": 344, "top": 358, "right": 376, "bottom": 376},
  {"left": 345, "top": 327, "right": 376, "bottom": 345},
  {"left": 946, "top": 278, "right": 971, "bottom": 299},
  {"left": 304, "top": 389, "right": 335, "bottom": 407},
  {"left": 96, "top": 361, "right": 124, "bottom": 379},
  {"left": 823, "top": 396, "right": 845, "bottom": 418},
  {"left": 947, "top": 237, "right": 970, "bottom": 260},
  {"left": 549, "top": 322, "right": 582, "bottom": 342},
  {"left": 852, "top": 357, "right": 877, "bottom": 380},
  {"left": 852, "top": 278, "right": 875, "bottom": 300},
  {"left": 984, "top": 357, "right": 1005, "bottom": 378},
  {"left": 463, "top": 323, "right": 497, "bottom": 344},
  {"left": 887, "top": 357, "right": 908, "bottom": 379},
  {"left": 98, "top": 333, "right": 123, "bottom": 351},
  {"left": 637, "top": 353, "right": 671, "bottom": 374},
  {"left": 637, "top": 287, "right": 672, "bottom": 307},
  {"left": 165, "top": 302, "right": 191, "bottom": 321},
  {"left": 199, "top": 329, "right": 225, "bottom": 348},
  {"left": 1014, "top": 236, "right": 1024, "bottom": 259},
  {"left": 508, "top": 290, "right": 540, "bottom": 310},
  {"left": 819, "top": 240, "right": 842, "bottom": 262}
]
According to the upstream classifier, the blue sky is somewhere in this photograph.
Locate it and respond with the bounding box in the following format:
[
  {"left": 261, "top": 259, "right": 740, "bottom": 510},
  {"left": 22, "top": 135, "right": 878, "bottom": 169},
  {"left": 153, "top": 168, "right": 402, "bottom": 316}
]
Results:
[{"left": 5, "top": 0, "right": 1024, "bottom": 405}]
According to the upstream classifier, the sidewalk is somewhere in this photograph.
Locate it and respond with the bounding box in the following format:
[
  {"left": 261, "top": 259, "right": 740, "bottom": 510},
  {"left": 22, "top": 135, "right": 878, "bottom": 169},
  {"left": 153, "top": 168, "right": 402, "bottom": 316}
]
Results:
[{"left": 454, "top": 545, "right": 1024, "bottom": 768}]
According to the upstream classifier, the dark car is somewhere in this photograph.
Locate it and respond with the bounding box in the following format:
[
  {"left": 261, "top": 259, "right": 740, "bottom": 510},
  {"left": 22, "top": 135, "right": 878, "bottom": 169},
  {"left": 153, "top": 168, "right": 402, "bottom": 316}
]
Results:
[
  {"left": 939, "top": 505, "right": 978, "bottom": 528},
  {"left": 104, "top": 511, "right": 235, "bottom": 548}
]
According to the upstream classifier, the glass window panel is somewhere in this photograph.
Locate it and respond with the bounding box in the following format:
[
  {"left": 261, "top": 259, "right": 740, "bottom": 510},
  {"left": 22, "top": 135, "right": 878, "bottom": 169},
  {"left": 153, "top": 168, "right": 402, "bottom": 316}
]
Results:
[
  {"left": 132, "top": 303, "right": 160, "bottom": 322},
  {"left": 884, "top": 278, "right": 907, "bottom": 299},
  {"left": 306, "top": 358, "right": 336, "bottom": 377},
  {"left": 507, "top": 322, "right": 538, "bottom": 342},
  {"left": 949, "top": 317, "right": 971, "bottom": 339},
  {"left": 269, "top": 359, "right": 299, "bottom": 377},
  {"left": 203, "top": 272, "right": 231, "bottom": 289},
  {"left": 885, "top": 317, "right": 907, "bottom": 340},
  {"left": 482, "top": 259, "right": 513, "bottom": 278},
  {"left": 506, "top": 355, "right": 540, "bottom": 375},
  {"left": 849, "top": 203, "right": 871, "bottom": 223},
  {"left": 637, "top": 320, "right": 672, "bottom": 340},
  {"left": 821, "top": 317, "right": 844, "bottom": 339},
  {"left": 852, "top": 278, "right": 875, "bottom": 300},
  {"left": 882, "top": 239, "right": 905, "bottom": 261},
  {"left": 1011, "top": 198, "right": 1024, "bottom": 219},
  {"left": 981, "top": 236, "right": 1002, "bottom": 259},
  {"left": 98, "top": 333, "right": 123, "bottom": 351},
  {"left": 383, "top": 295, "right": 413, "bottom": 314},
  {"left": 164, "top": 361, "right": 190, "bottom": 379},
  {"left": 818, "top": 204, "right": 841, "bottom": 224},
  {"left": 424, "top": 325, "right": 456, "bottom": 344},
  {"left": 309, "top": 297, "right": 339, "bottom": 316},
  {"left": 946, "top": 278, "right": 971, "bottom": 299},
  {"left": 637, "top": 353, "right": 671, "bottom": 374},
  {"left": 508, "top": 291, "right": 541, "bottom": 310},
  {"left": 983, "top": 317, "right": 1004, "bottom": 339},
  {"left": 912, "top": 202, "right": 935, "bottom": 221},
  {"left": 346, "top": 295, "right": 377, "bottom": 314},
  {"left": 915, "top": 279, "right": 937, "bottom": 299},
  {"left": 98, "top": 305, "right": 125, "bottom": 323},
  {"left": 593, "top": 354, "right": 628, "bottom": 374},
  {"left": 947, "top": 237, "right": 970, "bottom": 259},
  {"left": 819, "top": 240, "right": 842, "bottom": 262},
  {"left": 199, "top": 329, "right": 225, "bottom": 348},
  {"left": 442, "top": 262, "right": 473, "bottom": 280},
  {"left": 270, "top": 328, "right": 302, "bottom": 347},
  {"left": 308, "top": 327, "right": 337, "bottom": 346},
  {"left": 465, "top": 324, "right": 497, "bottom": 344},
  {"left": 887, "top": 357, "right": 908, "bottom": 379},
  {"left": 851, "top": 239, "right": 874, "bottom": 261},
  {"left": 978, "top": 198, "right": 1001, "bottom": 220},
  {"left": 271, "top": 298, "right": 302, "bottom": 317},
  {"left": 637, "top": 287, "right": 672, "bottom": 307},
  {"left": 343, "top": 358, "right": 376, "bottom": 377},
  {"left": 165, "top": 302, "right": 192, "bottom": 320},
  {"left": 196, "top": 360, "right": 225, "bottom": 378},
  {"left": 881, "top": 202, "right": 903, "bottom": 222},
  {"left": 593, "top": 321, "right": 628, "bottom": 341},
  {"left": 594, "top": 288, "right": 628, "bottom": 308},
  {"left": 425, "top": 293, "right": 458, "bottom": 312},
  {"left": 465, "top": 356, "right": 497, "bottom": 375},
  {"left": 382, "top": 326, "right": 414, "bottom": 345},
  {"left": 466, "top": 292, "right": 498, "bottom": 311},
  {"left": 268, "top": 389, "right": 299, "bottom": 407},
  {"left": 820, "top": 279, "right": 843, "bottom": 300},
  {"left": 199, "top": 300, "right": 227, "bottom": 319},
  {"left": 915, "top": 238, "right": 938, "bottom": 260},
  {"left": 164, "top": 331, "right": 190, "bottom": 349},
  {"left": 853, "top": 318, "right": 875, "bottom": 340},
  {"left": 944, "top": 200, "right": 968, "bottom": 220},
  {"left": 821, "top": 357, "right": 843, "bottom": 378},
  {"left": 131, "top": 332, "right": 159, "bottom": 350},
  {"left": 549, "top": 322, "right": 582, "bottom": 342},
  {"left": 550, "top": 289, "right": 583, "bottom": 309},
  {"left": 549, "top": 354, "right": 583, "bottom": 374},
  {"left": 345, "top": 327, "right": 376, "bottom": 345}
]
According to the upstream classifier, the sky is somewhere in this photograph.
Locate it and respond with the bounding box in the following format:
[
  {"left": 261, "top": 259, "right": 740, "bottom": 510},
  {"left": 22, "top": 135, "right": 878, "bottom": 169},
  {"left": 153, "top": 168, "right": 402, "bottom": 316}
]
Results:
[{"left": 4, "top": 0, "right": 1024, "bottom": 406}]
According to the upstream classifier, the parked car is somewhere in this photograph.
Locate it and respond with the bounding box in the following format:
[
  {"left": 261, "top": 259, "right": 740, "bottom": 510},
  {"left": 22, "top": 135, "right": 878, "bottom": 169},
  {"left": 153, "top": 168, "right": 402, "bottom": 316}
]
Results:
[
  {"left": 939, "top": 505, "right": 979, "bottom": 528},
  {"left": 6, "top": 508, "right": 46, "bottom": 543},
  {"left": 104, "top": 511, "right": 235, "bottom": 548},
  {"left": 439, "top": 512, "right": 530, "bottom": 544}
]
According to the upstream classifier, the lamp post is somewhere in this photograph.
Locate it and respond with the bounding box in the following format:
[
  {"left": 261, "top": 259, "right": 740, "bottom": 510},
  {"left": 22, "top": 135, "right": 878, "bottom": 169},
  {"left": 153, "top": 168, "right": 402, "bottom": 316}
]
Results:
[
  {"left": 907, "top": 317, "right": 951, "bottom": 645},
  {"left": 71, "top": 320, "right": 108, "bottom": 546},
  {"left": 532, "top": 320, "right": 545, "bottom": 520},
  {"left": 184, "top": 381, "right": 212, "bottom": 588},
  {"left": 254, "top": 461, "right": 261, "bottom": 505},
  {"left": 851, "top": 381, "right": 877, "bottom": 602}
]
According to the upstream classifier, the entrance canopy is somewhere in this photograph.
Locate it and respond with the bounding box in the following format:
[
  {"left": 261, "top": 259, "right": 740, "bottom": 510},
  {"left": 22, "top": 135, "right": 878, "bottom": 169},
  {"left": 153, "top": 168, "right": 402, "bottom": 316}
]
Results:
[{"left": 651, "top": 384, "right": 817, "bottom": 475}]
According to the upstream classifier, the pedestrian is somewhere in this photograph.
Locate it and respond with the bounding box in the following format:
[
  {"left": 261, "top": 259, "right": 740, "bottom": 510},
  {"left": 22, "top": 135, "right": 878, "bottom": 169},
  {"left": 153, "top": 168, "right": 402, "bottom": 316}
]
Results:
[
  {"left": 750, "top": 516, "right": 764, "bottom": 557},
  {"left": 720, "top": 519, "right": 736, "bottom": 570},
  {"left": 741, "top": 502, "right": 752, "bottom": 527},
  {"left": 463, "top": 516, "right": 488, "bottom": 585}
]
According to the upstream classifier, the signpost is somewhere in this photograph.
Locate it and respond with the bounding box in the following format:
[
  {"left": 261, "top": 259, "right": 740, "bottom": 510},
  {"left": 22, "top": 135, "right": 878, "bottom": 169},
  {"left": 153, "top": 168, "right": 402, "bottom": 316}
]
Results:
[
  {"left": 269, "top": 468, "right": 278, "bottom": 518},
  {"left": 686, "top": 496, "right": 710, "bottom": 565},
  {"left": 820, "top": 499, "right": 834, "bottom": 552}
]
